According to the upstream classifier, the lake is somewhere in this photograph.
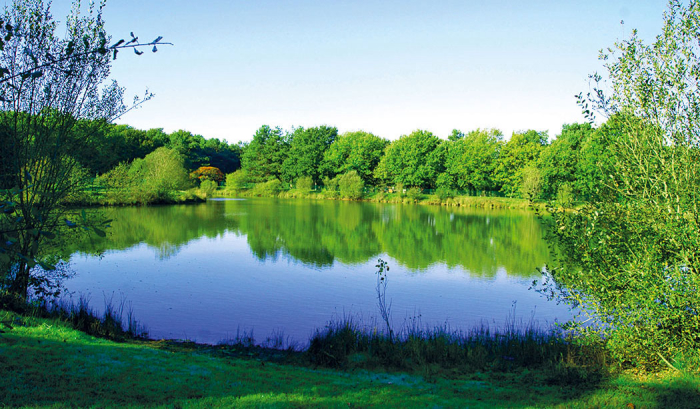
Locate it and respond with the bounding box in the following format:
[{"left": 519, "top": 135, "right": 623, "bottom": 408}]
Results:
[{"left": 61, "top": 198, "right": 573, "bottom": 345}]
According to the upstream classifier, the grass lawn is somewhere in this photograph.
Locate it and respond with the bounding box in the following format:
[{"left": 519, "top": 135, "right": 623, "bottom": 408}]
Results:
[{"left": 2, "top": 310, "right": 699, "bottom": 408}]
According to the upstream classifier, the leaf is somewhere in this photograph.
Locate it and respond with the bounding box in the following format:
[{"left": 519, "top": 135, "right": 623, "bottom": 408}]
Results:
[
  {"left": 152, "top": 45, "right": 157, "bottom": 53},
  {"left": 112, "top": 49, "right": 118, "bottom": 60},
  {"left": 134, "top": 48, "right": 143, "bottom": 56},
  {"left": 153, "top": 36, "right": 163, "bottom": 43},
  {"left": 64, "top": 219, "right": 77, "bottom": 228},
  {"left": 112, "top": 39, "right": 125, "bottom": 48},
  {"left": 40, "top": 231, "right": 55, "bottom": 239},
  {"left": 81, "top": 209, "right": 87, "bottom": 221},
  {"left": 93, "top": 228, "right": 106, "bottom": 238},
  {"left": 38, "top": 261, "right": 55, "bottom": 271}
]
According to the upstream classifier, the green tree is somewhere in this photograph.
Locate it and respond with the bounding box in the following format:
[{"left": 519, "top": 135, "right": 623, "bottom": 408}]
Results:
[
  {"left": 493, "top": 130, "right": 547, "bottom": 197},
  {"left": 374, "top": 130, "right": 444, "bottom": 188},
  {"left": 439, "top": 128, "right": 502, "bottom": 192},
  {"left": 0, "top": 0, "right": 165, "bottom": 299},
  {"left": 241, "top": 125, "right": 289, "bottom": 182},
  {"left": 545, "top": 0, "right": 700, "bottom": 367},
  {"left": 281, "top": 125, "right": 337, "bottom": 184},
  {"left": 321, "top": 130, "right": 388, "bottom": 184},
  {"left": 537, "top": 123, "right": 595, "bottom": 200}
]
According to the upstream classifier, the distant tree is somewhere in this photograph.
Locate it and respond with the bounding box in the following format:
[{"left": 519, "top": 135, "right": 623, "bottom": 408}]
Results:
[
  {"left": 493, "top": 130, "right": 548, "bottom": 197},
  {"left": 537, "top": 123, "right": 595, "bottom": 200},
  {"left": 281, "top": 125, "right": 337, "bottom": 183},
  {"left": 374, "top": 130, "right": 444, "bottom": 188},
  {"left": 190, "top": 166, "right": 225, "bottom": 183},
  {"left": 241, "top": 125, "right": 289, "bottom": 182},
  {"left": 321, "top": 130, "right": 388, "bottom": 184},
  {"left": 439, "top": 128, "right": 502, "bottom": 192}
]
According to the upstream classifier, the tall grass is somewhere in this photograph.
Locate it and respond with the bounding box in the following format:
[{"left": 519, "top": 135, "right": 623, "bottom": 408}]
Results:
[
  {"left": 306, "top": 311, "right": 608, "bottom": 384},
  {"left": 0, "top": 290, "right": 148, "bottom": 341}
]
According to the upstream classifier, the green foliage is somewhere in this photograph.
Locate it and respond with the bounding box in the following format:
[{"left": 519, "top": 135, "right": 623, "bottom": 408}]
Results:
[
  {"left": 520, "top": 165, "right": 542, "bottom": 200},
  {"left": 336, "top": 171, "right": 364, "bottom": 200},
  {"left": 99, "top": 147, "right": 191, "bottom": 204},
  {"left": 441, "top": 128, "right": 502, "bottom": 192},
  {"left": 225, "top": 169, "right": 249, "bottom": 192},
  {"left": 406, "top": 187, "right": 423, "bottom": 201},
  {"left": 190, "top": 166, "right": 225, "bottom": 183},
  {"left": 546, "top": 1, "right": 700, "bottom": 369},
  {"left": 250, "top": 178, "right": 283, "bottom": 197},
  {"left": 435, "top": 187, "right": 454, "bottom": 200},
  {"left": 537, "top": 123, "right": 596, "bottom": 200},
  {"left": 241, "top": 125, "right": 289, "bottom": 182},
  {"left": 295, "top": 176, "right": 313, "bottom": 192},
  {"left": 199, "top": 180, "right": 217, "bottom": 197},
  {"left": 0, "top": 0, "right": 137, "bottom": 299},
  {"left": 281, "top": 126, "right": 337, "bottom": 183},
  {"left": 493, "top": 130, "right": 548, "bottom": 198},
  {"left": 321, "top": 130, "right": 388, "bottom": 184},
  {"left": 374, "top": 130, "right": 444, "bottom": 188}
]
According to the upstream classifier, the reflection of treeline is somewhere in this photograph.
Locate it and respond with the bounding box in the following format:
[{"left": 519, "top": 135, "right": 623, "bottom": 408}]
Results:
[
  {"left": 60, "top": 200, "right": 549, "bottom": 278},
  {"left": 229, "top": 122, "right": 614, "bottom": 202},
  {"left": 52, "top": 204, "right": 239, "bottom": 260}
]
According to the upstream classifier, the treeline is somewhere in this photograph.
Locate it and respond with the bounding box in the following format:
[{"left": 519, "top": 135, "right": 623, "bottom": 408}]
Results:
[
  {"left": 231, "top": 119, "right": 618, "bottom": 202},
  {"left": 70, "top": 119, "right": 242, "bottom": 176}
]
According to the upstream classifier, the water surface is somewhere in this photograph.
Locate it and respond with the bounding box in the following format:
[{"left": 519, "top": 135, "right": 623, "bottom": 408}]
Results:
[{"left": 63, "top": 198, "right": 572, "bottom": 345}]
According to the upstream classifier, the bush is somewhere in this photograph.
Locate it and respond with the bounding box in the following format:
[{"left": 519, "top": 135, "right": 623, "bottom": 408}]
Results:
[
  {"left": 296, "top": 176, "right": 313, "bottom": 192},
  {"left": 226, "top": 169, "right": 249, "bottom": 192},
  {"left": 323, "top": 176, "right": 339, "bottom": 198},
  {"left": 199, "top": 180, "right": 218, "bottom": 197},
  {"left": 435, "top": 187, "right": 454, "bottom": 201},
  {"left": 337, "top": 171, "right": 364, "bottom": 200},
  {"left": 406, "top": 187, "right": 422, "bottom": 201},
  {"left": 251, "top": 178, "right": 283, "bottom": 197}
]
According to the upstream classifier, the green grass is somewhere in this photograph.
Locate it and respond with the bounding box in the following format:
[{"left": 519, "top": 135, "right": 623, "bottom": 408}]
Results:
[
  {"left": 2, "top": 310, "right": 700, "bottom": 408},
  {"left": 217, "top": 187, "right": 537, "bottom": 209}
]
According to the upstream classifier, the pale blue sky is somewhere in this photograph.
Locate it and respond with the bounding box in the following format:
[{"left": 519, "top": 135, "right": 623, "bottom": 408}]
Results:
[{"left": 48, "top": 0, "right": 668, "bottom": 143}]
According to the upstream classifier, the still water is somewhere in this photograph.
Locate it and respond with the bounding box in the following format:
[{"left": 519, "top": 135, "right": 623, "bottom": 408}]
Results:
[{"left": 63, "top": 198, "right": 572, "bottom": 345}]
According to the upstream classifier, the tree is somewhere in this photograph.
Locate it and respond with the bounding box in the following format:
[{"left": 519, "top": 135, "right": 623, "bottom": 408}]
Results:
[
  {"left": 241, "top": 125, "right": 289, "bottom": 182},
  {"left": 374, "top": 130, "right": 444, "bottom": 188},
  {"left": 321, "top": 130, "right": 388, "bottom": 184},
  {"left": 545, "top": 0, "right": 700, "bottom": 367},
  {"left": 493, "top": 130, "right": 547, "bottom": 197},
  {"left": 0, "top": 0, "right": 166, "bottom": 300},
  {"left": 190, "top": 166, "right": 225, "bottom": 184},
  {"left": 537, "top": 123, "right": 595, "bottom": 200},
  {"left": 281, "top": 125, "right": 337, "bottom": 184},
  {"left": 439, "top": 128, "right": 502, "bottom": 192}
]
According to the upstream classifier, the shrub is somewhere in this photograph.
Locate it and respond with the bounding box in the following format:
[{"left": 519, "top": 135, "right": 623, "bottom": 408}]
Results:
[
  {"left": 337, "top": 171, "right": 364, "bottom": 200},
  {"left": 435, "top": 187, "right": 454, "bottom": 201},
  {"left": 226, "top": 169, "right": 249, "bottom": 192},
  {"left": 323, "top": 176, "right": 339, "bottom": 198},
  {"left": 200, "top": 180, "right": 218, "bottom": 197},
  {"left": 406, "top": 187, "right": 422, "bottom": 201},
  {"left": 251, "top": 178, "right": 283, "bottom": 197},
  {"left": 296, "top": 176, "right": 313, "bottom": 192}
]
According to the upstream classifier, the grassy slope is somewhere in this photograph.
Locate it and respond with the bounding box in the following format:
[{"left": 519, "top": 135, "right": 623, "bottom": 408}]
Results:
[{"left": 2, "top": 311, "right": 700, "bottom": 408}]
